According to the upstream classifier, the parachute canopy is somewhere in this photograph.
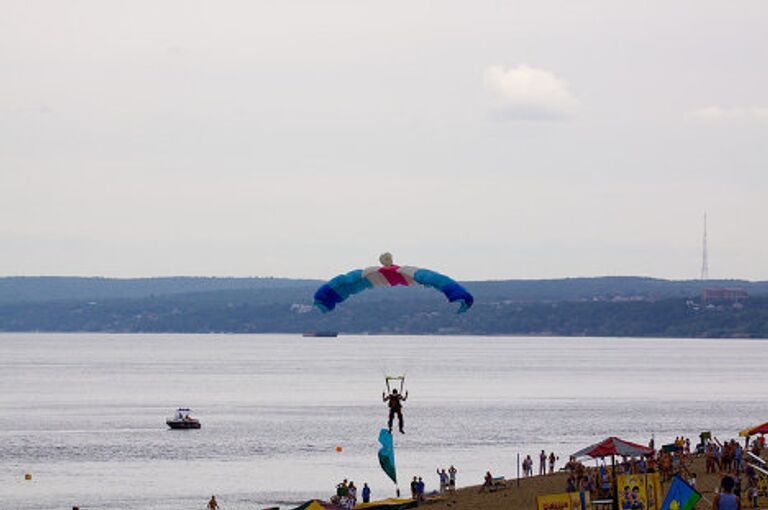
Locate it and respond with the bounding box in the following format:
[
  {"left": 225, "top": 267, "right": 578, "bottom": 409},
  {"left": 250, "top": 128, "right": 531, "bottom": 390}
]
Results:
[
  {"left": 378, "top": 428, "right": 397, "bottom": 485},
  {"left": 313, "top": 254, "right": 474, "bottom": 314}
]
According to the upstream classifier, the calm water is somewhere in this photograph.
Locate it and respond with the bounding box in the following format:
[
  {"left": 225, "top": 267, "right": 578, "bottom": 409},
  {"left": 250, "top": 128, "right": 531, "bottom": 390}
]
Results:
[{"left": 1, "top": 333, "right": 766, "bottom": 510}]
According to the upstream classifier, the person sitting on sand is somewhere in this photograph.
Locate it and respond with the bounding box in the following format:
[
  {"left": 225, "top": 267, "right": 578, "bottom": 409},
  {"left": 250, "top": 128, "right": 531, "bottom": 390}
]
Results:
[
  {"left": 383, "top": 388, "right": 408, "bottom": 434},
  {"left": 481, "top": 471, "right": 493, "bottom": 492}
]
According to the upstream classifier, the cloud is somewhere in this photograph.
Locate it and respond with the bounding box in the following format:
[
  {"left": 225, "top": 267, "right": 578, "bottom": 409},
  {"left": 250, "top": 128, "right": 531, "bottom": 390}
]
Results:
[
  {"left": 689, "top": 106, "right": 768, "bottom": 122},
  {"left": 484, "top": 65, "right": 579, "bottom": 120}
]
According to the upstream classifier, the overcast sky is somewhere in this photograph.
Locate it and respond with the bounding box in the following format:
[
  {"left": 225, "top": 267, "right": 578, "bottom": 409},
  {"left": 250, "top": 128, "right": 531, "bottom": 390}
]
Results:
[{"left": 2, "top": 1, "right": 766, "bottom": 280}]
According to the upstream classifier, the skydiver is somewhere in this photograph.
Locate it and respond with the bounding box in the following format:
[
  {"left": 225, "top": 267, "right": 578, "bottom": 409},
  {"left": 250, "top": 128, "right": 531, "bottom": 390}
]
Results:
[{"left": 383, "top": 388, "right": 408, "bottom": 434}]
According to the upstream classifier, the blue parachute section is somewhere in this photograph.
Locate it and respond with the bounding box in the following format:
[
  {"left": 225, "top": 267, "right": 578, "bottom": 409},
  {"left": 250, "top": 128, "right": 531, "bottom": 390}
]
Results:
[
  {"left": 412, "top": 269, "right": 474, "bottom": 313},
  {"left": 313, "top": 269, "right": 373, "bottom": 313}
]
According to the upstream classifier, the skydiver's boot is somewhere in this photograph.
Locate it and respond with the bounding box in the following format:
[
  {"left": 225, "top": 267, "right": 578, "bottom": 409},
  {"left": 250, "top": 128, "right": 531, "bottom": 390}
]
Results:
[{"left": 398, "top": 412, "right": 405, "bottom": 434}]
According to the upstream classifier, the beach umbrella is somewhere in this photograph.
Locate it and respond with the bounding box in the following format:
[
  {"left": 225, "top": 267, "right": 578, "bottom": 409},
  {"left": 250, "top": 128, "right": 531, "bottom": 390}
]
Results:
[
  {"left": 573, "top": 437, "right": 653, "bottom": 510},
  {"left": 739, "top": 422, "right": 768, "bottom": 437},
  {"left": 572, "top": 436, "right": 653, "bottom": 459}
]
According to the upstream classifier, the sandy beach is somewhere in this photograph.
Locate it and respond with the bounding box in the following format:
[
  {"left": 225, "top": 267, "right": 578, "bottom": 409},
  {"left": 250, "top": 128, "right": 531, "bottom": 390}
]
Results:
[{"left": 397, "top": 454, "right": 753, "bottom": 510}]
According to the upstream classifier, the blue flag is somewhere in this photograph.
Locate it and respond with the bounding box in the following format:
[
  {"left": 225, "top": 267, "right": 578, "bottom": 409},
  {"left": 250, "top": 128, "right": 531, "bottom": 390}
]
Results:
[
  {"left": 660, "top": 475, "right": 701, "bottom": 510},
  {"left": 377, "top": 428, "right": 397, "bottom": 484}
]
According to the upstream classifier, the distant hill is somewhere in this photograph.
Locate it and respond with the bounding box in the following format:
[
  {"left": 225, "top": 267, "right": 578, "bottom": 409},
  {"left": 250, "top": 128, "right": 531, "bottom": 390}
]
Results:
[
  {"left": 0, "top": 276, "right": 319, "bottom": 304},
  {"left": 467, "top": 276, "right": 768, "bottom": 302},
  {"left": 1, "top": 276, "right": 767, "bottom": 337},
  {"left": 3, "top": 275, "right": 768, "bottom": 304}
]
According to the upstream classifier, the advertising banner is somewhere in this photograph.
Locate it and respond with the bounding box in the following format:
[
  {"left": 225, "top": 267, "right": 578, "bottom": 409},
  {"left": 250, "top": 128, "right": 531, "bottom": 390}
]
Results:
[
  {"left": 618, "top": 473, "right": 662, "bottom": 510},
  {"left": 537, "top": 491, "right": 592, "bottom": 510}
]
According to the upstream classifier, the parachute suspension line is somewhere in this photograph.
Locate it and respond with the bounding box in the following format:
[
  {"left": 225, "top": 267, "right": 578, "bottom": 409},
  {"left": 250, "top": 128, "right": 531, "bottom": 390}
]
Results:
[{"left": 385, "top": 375, "right": 405, "bottom": 394}]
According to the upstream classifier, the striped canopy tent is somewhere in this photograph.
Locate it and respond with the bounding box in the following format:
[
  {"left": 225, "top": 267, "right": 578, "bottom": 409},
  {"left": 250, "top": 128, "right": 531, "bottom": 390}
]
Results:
[
  {"left": 573, "top": 437, "right": 653, "bottom": 510},
  {"left": 739, "top": 422, "right": 768, "bottom": 437},
  {"left": 290, "top": 500, "right": 345, "bottom": 510},
  {"left": 354, "top": 498, "right": 418, "bottom": 509},
  {"left": 573, "top": 436, "right": 654, "bottom": 459}
]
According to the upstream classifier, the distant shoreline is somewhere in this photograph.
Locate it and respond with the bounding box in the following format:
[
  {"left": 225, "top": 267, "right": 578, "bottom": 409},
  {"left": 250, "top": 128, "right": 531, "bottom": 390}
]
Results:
[{"left": 1, "top": 276, "right": 766, "bottom": 338}]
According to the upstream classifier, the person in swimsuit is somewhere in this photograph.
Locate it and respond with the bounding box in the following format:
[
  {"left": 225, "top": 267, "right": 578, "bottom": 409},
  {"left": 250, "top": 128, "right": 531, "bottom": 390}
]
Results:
[{"left": 713, "top": 475, "right": 740, "bottom": 510}]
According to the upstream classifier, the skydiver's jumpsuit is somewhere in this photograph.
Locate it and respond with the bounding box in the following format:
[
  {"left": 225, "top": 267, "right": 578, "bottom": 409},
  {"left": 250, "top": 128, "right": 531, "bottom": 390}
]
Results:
[{"left": 385, "top": 393, "right": 406, "bottom": 433}]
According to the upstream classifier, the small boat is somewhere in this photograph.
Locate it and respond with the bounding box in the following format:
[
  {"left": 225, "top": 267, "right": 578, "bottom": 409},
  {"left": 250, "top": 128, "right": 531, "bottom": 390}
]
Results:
[
  {"left": 166, "top": 408, "right": 201, "bottom": 429},
  {"left": 302, "top": 331, "right": 339, "bottom": 338}
]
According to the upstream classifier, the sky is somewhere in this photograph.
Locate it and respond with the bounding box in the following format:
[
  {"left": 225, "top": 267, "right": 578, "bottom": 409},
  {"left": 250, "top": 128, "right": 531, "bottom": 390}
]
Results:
[{"left": 1, "top": 1, "right": 767, "bottom": 280}]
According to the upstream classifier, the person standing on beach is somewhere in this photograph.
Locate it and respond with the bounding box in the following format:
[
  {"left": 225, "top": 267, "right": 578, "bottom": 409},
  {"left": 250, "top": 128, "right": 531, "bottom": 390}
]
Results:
[
  {"left": 549, "top": 452, "right": 557, "bottom": 474},
  {"left": 540, "top": 450, "right": 547, "bottom": 475},
  {"left": 713, "top": 475, "right": 740, "bottom": 510},
  {"left": 383, "top": 388, "right": 407, "bottom": 434},
  {"left": 207, "top": 495, "right": 219, "bottom": 510},
  {"left": 524, "top": 455, "right": 533, "bottom": 477},
  {"left": 362, "top": 483, "right": 371, "bottom": 503},
  {"left": 417, "top": 477, "right": 425, "bottom": 501},
  {"left": 437, "top": 468, "right": 448, "bottom": 494},
  {"left": 410, "top": 476, "right": 418, "bottom": 500},
  {"left": 448, "top": 465, "right": 457, "bottom": 492},
  {"left": 348, "top": 481, "right": 358, "bottom": 507}
]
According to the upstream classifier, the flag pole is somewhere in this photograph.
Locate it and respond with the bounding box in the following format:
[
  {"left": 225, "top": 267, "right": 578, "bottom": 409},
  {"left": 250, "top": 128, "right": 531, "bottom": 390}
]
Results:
[{"left": 612, "top": 455, "right": 618, "bottom": 510}]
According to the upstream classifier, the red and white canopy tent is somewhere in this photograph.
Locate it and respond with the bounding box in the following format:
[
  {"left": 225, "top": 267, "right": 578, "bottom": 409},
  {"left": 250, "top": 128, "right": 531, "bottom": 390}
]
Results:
[
  {"left": 572, "top": 437, "right": 654, "bottom": 510},
  {"left": 739, "top": 422, "right": 768, "bottom": 437},
  {"left": 573, "top": 436, "right": 654, "bottom": 459}
]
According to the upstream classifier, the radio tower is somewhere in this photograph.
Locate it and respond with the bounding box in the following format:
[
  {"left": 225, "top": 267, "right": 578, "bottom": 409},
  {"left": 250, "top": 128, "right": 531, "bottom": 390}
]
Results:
[{"left": 700, "top": 212, "right": 709, "bottom": 280}]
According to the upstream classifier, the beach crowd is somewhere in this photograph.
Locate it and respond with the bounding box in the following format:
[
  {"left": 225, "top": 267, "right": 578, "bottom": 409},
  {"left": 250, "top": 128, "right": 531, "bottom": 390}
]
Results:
[
  {"left": 331, "top": 479, "right": 371, "bottom": 509},
  {"left": 519, "top": 434, "right": 767, "bottom": 509},
  {"left": 330, "top": 465, "right": 457, "bottom": 507}
]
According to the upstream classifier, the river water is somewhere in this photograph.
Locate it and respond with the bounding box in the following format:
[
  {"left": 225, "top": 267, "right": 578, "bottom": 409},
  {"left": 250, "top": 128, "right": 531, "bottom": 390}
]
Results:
[{"left": 0, "top": 333, "right": 765, "bottom": 509}]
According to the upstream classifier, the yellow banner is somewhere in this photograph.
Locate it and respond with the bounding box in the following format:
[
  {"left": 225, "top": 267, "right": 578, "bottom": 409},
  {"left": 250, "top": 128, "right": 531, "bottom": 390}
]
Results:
[
  {"left": 537, "top": 491, "right": 591, "bottom": 510},
  {"left": 618, "top": 473, "right": 662, "bottom": 510},
  {"left": 646, "top": 473, "right": 662, "bottom": 510}
]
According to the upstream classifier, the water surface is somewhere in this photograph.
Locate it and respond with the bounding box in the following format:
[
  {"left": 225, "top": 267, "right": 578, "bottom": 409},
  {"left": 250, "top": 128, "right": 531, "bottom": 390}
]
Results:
[{"left": 1, "top": 333, "right": 764, "bottom": 509}]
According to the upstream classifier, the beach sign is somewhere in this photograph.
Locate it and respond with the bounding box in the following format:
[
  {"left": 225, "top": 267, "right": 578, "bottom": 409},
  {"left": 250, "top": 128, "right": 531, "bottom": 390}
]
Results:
[
  {"left": 536, "top": 491, "right": 591, "bottom": 510},
  {"left": 618, "top": 473, "right": 663, "bottom": 510},
  {"left": 646, "top": 472, "right": 663, "bottom": 510}
]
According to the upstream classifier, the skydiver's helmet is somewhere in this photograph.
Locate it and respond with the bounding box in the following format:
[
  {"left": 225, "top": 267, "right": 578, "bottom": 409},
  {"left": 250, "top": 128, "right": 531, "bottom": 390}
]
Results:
[{"left": 392, "top": 389, "right": 398, "bottom": 395}]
